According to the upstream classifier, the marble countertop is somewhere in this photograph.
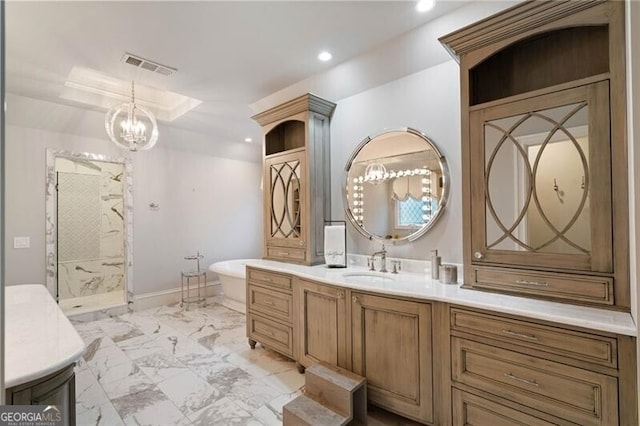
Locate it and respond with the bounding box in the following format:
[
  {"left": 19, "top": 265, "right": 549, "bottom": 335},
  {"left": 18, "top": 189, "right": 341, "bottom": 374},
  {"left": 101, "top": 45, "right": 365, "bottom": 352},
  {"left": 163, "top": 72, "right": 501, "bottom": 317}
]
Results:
[
  {"left": 245, "top": 259, "right": 638, "bottom": 337},
  {"left": 5, "top": 284, "right": 86, "bottom": 388}
]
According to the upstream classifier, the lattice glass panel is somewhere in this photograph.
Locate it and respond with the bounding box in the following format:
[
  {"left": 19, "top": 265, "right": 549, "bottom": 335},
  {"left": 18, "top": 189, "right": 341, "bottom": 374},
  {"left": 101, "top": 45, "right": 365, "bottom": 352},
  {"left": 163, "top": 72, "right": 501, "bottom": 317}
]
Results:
[
  {"left": 270, "top": 160, "right": 301, "bottom": 238},
  {"left": 484, "top": 102, "right": 590, "bottom": 255}
]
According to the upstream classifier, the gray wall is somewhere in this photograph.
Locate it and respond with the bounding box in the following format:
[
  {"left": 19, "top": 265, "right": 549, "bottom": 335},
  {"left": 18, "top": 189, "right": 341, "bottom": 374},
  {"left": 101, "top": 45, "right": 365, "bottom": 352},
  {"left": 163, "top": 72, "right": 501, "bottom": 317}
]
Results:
[
  {"left": 5, "top": 94, "right": 263, "bottom": 295},
  {"left": 331, "top": 60, "right": 462, "bottom": 263},
  {"left": 625, "top": 0, "right": 640, "bottom": 399}
]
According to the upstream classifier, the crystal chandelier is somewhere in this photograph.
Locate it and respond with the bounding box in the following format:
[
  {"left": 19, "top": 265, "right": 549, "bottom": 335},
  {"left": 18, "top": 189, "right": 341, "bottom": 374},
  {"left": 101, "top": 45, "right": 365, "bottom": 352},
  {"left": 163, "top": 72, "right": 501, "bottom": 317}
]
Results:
[
  {"left": 105, "top": 81, "right": 158, "bottom": 151},
  {"left": 364, "top": 163, "right": 387, "bottom": 184}
]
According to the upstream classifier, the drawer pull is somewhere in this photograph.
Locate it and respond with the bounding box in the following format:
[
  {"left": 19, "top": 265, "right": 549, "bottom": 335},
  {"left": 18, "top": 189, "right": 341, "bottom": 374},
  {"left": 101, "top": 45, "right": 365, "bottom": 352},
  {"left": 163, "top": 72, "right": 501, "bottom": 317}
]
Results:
[
  {"left": 263, "top": 277, "right": 272, "bottom": 282},
  {"left": 515, "top": 279, "right": 548, "bottom": 287},
  {"left": 502, "top": 329, "right": 539, "bottom": 341},
  {"left": 263, "top": 300, "right": 275, "bottom": 306},
  {"left": 504, "top": 372, "right": 539, "bottom": 387},
  {"left": 280, "top": 251, "right": 290, "bottom": 256}
]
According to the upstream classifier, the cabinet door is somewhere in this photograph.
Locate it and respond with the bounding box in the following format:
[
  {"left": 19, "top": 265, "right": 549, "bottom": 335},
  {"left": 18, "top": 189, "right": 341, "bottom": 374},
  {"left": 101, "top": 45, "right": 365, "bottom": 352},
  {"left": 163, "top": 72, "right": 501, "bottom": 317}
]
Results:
[
  {"left": 296, "top": 279, "right": 347, "bottom": 368},
  {"left": 264, "top": 150, "right": 306, "bottom": 253},
  {"left": 351, "top": 293, "right": 433, "bottom": 424},
  {"left": 470, "top": 81, "right": 612, "bottom": 273}
]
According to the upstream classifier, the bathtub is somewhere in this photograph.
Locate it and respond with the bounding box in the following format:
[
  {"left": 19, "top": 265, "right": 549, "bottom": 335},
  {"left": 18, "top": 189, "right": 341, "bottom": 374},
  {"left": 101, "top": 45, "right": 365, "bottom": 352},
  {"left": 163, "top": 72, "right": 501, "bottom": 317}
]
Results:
[{"left": 209, "top": 259, "right": 261, "bottom": 314}]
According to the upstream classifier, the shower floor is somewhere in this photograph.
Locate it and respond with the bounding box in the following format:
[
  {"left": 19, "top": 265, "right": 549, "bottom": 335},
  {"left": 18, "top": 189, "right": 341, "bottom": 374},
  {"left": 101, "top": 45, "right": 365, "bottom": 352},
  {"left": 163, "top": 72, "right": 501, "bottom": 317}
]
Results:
[{"left": 59, "top": 290, "right": 126, "bottom": 315}]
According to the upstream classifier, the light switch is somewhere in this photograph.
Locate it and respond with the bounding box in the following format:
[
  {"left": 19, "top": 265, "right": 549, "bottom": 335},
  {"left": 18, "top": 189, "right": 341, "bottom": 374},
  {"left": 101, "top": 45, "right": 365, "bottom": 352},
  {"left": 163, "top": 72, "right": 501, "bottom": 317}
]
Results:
[{"left": 14, "top": 237, "right": 30, "bottom": 249}]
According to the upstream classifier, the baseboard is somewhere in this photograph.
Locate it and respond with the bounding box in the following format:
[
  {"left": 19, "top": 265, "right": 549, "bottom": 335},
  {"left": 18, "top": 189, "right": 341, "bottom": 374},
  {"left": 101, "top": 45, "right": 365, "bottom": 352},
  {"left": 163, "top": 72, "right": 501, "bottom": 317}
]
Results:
[{"left": 131, "top": 280, "right": 222, "bottom": 311}]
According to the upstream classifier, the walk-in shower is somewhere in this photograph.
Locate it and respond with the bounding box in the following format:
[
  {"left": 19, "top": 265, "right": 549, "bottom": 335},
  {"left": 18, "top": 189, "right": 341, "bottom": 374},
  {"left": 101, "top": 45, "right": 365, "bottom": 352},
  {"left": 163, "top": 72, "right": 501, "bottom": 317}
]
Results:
[{"left": 45, "top": 150, "right": 133, "bottom": 314}]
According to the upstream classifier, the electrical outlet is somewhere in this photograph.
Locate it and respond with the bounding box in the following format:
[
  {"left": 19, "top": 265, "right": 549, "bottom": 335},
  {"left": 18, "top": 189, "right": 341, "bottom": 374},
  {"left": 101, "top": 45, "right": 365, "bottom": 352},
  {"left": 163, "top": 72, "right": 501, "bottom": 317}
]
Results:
[{"left": 13, "top": 236, "right": 30, "bottom": 249}]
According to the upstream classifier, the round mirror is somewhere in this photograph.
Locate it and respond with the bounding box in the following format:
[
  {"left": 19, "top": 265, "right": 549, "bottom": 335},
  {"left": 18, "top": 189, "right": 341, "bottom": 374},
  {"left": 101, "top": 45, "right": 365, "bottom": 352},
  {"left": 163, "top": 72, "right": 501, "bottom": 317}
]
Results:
[{"left": 343, "top": 128, "right": 449, "bottom": 243}]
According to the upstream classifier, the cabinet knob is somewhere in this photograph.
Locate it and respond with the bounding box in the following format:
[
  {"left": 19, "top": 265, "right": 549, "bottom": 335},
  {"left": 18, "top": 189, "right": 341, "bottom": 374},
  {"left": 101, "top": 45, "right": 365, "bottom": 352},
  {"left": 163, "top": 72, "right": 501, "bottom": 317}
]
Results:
[
  {"left": 299, "top": 240, "right": 304, "bottom": 246},
  {"left": 474, "top": 251, "right": 484, "bottom": 259},
  {"left": 352, "top": 296, "right": 359, "bottom": 304},
  {"left": 337, "top": 291, "right": 344, "bottom": 299}
]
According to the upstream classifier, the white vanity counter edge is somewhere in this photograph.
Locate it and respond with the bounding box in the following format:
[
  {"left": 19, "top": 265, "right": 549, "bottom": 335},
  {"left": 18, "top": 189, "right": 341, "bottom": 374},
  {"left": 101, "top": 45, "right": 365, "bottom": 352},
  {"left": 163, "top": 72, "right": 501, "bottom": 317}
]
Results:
[
  {"left": 245, "top": 259, "right": 637, "bottom": 337},
  {"left": 5, "top": 284, "right": 86, "bottom": 388}
]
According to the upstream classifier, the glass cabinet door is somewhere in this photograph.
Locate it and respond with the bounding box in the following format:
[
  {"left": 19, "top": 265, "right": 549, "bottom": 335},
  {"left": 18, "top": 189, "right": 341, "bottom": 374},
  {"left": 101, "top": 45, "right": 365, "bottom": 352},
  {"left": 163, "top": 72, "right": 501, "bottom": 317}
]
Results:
[
  {"left": 265, "top": 150, "right": 305, "bottom": 247},
  {"left": 469, "top": 81, "right": 612, "bottom": 273}
]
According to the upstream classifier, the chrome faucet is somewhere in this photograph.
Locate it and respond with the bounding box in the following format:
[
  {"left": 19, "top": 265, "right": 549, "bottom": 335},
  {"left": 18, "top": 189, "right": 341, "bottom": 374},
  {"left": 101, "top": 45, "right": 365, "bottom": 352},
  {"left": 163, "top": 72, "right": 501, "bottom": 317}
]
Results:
[{"left": 369, "top": 245, "right": 388, "bottom": 273}]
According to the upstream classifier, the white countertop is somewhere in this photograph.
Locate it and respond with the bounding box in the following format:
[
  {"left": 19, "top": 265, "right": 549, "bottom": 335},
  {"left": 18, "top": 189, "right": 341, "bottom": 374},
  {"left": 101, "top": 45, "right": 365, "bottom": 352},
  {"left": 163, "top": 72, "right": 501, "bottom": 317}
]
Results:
[
  {"left": 245, "top": 259, "right": 638, "bottom": 337},
  {"left": 5, "top": 284, "right": 86, "bottom": 388}
]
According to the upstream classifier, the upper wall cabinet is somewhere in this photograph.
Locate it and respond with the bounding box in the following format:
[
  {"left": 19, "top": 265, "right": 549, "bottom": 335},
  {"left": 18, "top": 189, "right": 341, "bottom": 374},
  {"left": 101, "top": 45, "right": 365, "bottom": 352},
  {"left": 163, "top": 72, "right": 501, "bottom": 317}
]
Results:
[
  {"left": 252, "top": 94, "right": 336, "bottom": 265},
  {"left": 440, "top": 1, "right": 629, "bottom": 309}
]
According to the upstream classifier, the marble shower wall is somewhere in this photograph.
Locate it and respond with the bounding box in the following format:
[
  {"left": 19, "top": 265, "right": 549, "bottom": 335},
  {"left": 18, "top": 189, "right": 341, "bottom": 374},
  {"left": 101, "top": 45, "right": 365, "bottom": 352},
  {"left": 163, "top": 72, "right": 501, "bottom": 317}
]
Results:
[{"left": 56, "top": 158, "right": 125, "bottom": 299}]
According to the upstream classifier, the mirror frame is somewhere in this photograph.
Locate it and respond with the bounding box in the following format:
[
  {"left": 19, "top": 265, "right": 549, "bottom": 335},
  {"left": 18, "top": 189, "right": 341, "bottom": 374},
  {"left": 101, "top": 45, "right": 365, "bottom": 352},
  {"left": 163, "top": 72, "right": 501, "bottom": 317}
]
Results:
[{"left": 343, "top": 127, "right": 450, "bottom": 244}]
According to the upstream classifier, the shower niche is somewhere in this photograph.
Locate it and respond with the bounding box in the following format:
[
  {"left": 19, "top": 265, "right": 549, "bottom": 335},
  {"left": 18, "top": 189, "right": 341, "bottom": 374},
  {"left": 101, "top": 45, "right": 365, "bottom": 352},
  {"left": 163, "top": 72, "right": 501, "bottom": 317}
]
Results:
[{"left": 46, "top": 150, "right": 132, "bottom": 313}]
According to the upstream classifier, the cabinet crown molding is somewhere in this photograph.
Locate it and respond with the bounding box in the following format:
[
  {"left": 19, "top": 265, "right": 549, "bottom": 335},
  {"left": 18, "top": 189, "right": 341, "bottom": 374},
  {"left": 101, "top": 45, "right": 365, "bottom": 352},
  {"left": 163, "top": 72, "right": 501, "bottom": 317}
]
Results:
[
  {"left": 439, "top": 0, "right": 606, "bottom": 62},
  {"left": 251, "top": 93, "right": 337, "bottom": 126}
]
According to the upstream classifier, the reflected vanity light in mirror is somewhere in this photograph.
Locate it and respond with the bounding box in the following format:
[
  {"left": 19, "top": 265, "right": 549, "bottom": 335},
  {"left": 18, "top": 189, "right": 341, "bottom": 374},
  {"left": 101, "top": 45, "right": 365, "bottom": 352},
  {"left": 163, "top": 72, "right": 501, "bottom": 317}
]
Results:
[{"left": 343, "top": 127, "right": 449, "bottom": 244}]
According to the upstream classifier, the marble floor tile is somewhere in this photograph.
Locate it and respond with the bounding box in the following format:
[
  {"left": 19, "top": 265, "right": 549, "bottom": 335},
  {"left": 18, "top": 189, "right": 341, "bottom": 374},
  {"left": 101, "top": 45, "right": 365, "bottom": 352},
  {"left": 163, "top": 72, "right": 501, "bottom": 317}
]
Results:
[
  {"left": 117, "top": 333, "right": 163, "bottom": 360},
  {"left": 189, "top": 397, "right": 262, "bottom": 426},
  {"left": 226, "top": 375, "right": 284, "bottom": 413},
  {"left": 153, "top": 329, "right": 218, "bottom": 359},
  {"left": 111, "top": 387, "right": 191, "bottom": 426},
  {"left": 99, "top": 319, "right": 145, "bottom": 343},
  {"left": 259, "top": 368, "right": 305, "bottom": 394},
  {"left": 73, "top": 321, "right": 115, "bottom": 347},
  {"left": 226, "top": 346, "right": 296, "bottom": 379},
  {"left": 177, "top": 354, "right": 236, "bottom": 386},
  {"left": 133, "top": 351, "right": 190, "bottom": 383},
  {"left": 156, "top": 369, "right": 222, "bottom": 417},
  {"left": 77, "top": 401, "right": 125, "bottom": 426},
  {"left": 100, "top": 370, "right": 156, "bottom": 400},
  {"left": 75, "top": 368, "right": 110, "bottom": 413},
  {"left": 251, "top": 405, "right": 283, "bottom": 426},
  {"left": 73, "top": 300, "right": 301, "bottom": 426},
  {"left": 91, "top": 354, "right": 140, "bottom": 386}
]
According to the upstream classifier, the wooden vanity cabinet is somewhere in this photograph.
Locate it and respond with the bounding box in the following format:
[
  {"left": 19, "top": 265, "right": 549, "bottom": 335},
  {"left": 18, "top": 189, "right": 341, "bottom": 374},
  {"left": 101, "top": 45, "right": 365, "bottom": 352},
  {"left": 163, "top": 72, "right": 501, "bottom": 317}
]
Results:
[
  {"left": 440, "top": 0, "right": 629, "bottom": 309},
  {"left": 450, "top": 306, "right": 637, "bottom": 426},
  {"left": 252, "top": 94, "right": 336, "bottom": 265},
  {"left": 295, "top": 278, "right": 348, "bottom": 370},
  {"left": 351, "top": 292, "right": 434, "bottom": 424},
  {"left": 6, "top": 364, "right": 76, "bottom": 426},
  {"left": 246, "top": 267, "right": 295, "bottom": 359}
]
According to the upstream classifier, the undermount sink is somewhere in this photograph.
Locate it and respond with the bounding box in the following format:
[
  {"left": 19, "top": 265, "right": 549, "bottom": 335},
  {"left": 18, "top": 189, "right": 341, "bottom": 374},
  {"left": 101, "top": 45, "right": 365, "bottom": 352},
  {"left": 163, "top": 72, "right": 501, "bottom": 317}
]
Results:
[{"left": 341, "top": 271, "right": 395, "bottom": 283}]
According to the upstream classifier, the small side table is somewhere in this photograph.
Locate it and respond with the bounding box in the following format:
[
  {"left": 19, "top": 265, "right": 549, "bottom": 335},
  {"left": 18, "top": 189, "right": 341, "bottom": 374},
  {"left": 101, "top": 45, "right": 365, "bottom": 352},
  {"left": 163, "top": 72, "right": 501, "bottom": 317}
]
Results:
[{"left": 180, "top": 270, "right": 206, "bottom": 309}]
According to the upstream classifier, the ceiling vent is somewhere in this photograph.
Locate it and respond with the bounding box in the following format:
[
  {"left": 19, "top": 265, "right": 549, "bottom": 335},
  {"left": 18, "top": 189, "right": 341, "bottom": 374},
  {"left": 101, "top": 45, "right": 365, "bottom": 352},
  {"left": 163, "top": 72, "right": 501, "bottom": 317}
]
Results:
[{"left": 121, "top": 53, "right": 177, "bottom": 76}]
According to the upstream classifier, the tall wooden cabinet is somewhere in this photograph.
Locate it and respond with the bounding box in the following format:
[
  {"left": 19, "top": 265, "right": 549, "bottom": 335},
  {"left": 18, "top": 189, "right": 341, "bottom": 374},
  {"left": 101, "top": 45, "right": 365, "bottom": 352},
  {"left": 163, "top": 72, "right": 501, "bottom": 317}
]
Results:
[
  {"left": 252, "top": 94, "right": 336, "bottom": 265},
  {"left": 440, "top": 0, "right": 629, "bottom": 309}
]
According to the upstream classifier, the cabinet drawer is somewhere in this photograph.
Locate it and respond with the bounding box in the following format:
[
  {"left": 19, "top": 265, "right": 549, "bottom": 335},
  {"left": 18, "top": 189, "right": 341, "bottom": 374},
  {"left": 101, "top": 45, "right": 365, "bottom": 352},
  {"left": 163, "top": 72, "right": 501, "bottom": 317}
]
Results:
[
  {"left": 247, "top": 313, "right": 293, "bottom": 357},
  {"left": 266, "top": 246, "right": 306, "bottom": 263},
  {"left": 452, "top": 337, "right": 618, "bottom": 426},
  {"left": 450, "top": 308, "right": 617, "bottom": 368},
  {"left": 248, "top": 284, "right": 293, "bottom": 323},
  {"left": 247, "top": 268, "right": 292, "bottom": 290},
  {"left": 471, "top": 267, "right": 613, "bottom": 306},
  {"left": 452, "top": 389, "right": 556, "bottom": 426}
]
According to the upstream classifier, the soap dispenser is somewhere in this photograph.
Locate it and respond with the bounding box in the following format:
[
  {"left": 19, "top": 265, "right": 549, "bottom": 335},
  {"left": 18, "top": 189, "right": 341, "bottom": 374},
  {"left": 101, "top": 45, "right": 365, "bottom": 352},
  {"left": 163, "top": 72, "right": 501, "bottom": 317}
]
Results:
[{"left": 431, "top": 250, "right": 441, "bottom": 280}]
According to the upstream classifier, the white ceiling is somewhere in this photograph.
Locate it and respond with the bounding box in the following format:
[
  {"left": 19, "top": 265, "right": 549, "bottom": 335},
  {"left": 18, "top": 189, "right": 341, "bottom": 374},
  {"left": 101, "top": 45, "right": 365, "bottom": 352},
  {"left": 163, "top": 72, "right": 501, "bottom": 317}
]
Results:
[{"left": 5, "top": 0, "right": 469, "bottom": 148}]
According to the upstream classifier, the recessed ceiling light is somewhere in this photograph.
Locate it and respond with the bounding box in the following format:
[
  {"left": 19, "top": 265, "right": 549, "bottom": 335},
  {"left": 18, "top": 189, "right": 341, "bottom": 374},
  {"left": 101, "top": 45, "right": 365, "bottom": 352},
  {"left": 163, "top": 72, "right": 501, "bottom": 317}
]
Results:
[
  {"left": 416, "top": 0, "right": 436, "bottom": 13},
  {"left": 244, "top": 137, "right": 253, "bottom": 143},
  {"left": 318, "top": 51, "right": 333, "bottom": 62}
]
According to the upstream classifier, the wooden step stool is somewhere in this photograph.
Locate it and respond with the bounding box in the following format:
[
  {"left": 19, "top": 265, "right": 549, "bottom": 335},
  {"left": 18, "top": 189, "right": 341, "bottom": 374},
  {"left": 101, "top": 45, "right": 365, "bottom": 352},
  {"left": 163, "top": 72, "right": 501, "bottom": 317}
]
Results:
[{"left": 283, "top": 361, "right": 367, "bottom": 426}]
